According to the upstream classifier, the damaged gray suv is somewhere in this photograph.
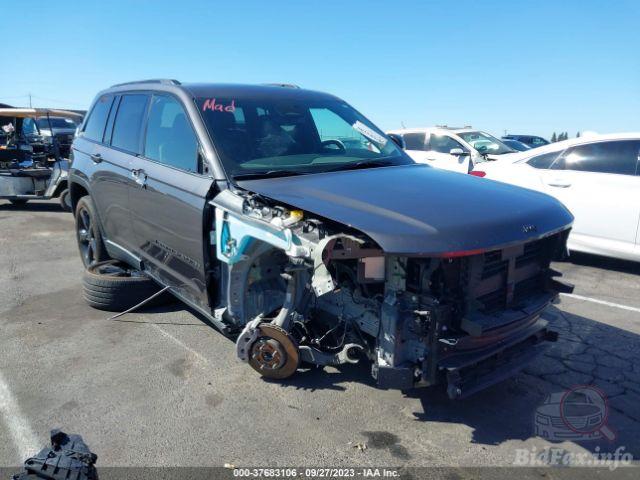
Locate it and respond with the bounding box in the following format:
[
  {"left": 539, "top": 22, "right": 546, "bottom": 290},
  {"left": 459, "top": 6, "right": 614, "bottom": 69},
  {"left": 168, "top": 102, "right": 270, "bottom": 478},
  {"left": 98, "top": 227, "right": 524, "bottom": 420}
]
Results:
[{"left": 69, "top": 80, "right": 574, "bottom": 398}]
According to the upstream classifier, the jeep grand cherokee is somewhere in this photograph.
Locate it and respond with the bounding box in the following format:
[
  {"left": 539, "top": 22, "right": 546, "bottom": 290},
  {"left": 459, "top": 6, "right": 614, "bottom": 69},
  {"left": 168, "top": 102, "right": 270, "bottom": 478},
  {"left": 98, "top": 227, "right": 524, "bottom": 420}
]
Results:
[{"left": 69, "top": 80, "right": 574, "bottom": 398}]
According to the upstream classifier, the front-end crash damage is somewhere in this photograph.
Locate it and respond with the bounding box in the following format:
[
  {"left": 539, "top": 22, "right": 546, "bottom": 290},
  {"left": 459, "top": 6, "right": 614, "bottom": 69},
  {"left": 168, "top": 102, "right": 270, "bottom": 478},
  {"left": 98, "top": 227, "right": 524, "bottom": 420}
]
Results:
[{"left": 211, "top": 189, "right": 573, "bottom": 398}]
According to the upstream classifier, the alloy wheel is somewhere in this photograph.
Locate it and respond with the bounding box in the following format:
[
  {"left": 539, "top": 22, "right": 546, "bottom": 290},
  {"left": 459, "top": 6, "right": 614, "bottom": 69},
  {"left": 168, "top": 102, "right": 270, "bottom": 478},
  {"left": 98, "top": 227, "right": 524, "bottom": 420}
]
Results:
[{"left": 77, "top": 208, "right": 97, "bottom": 267}]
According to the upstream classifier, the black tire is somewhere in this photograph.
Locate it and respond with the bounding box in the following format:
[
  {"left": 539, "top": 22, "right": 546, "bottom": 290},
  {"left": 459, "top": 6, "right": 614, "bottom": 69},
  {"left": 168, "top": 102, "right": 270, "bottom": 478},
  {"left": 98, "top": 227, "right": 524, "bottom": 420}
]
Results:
[
  {"left": 83, "top": 260, "right": 171, "bottom": 312},
  {"left": 9, "top": 199, "right": 28, "bottom": 206},
  {"left": 75, "top": 195, "right": 110, "bottom": 267},
  {"left": 59, "top": 188, "right": 72, "bottom": 212}
]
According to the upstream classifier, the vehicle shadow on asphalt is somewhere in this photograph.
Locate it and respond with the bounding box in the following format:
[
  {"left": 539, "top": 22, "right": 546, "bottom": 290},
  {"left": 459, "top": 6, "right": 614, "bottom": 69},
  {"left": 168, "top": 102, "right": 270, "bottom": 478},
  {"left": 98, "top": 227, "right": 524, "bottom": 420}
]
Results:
[
  {"left": 111, "top": 301, "right": 210, "bottom": 326},
  {"left": 268, "top": 361, "right": 376, "bottom": 392},
  {"left": 562, "top": 251, "right": 640, "bottom": 275},
  {"left": 403, "top": 306, "right": 640, "bottom": 456},
  {"left": 0, "top": 201, "right": 66, "bottom": 213}
]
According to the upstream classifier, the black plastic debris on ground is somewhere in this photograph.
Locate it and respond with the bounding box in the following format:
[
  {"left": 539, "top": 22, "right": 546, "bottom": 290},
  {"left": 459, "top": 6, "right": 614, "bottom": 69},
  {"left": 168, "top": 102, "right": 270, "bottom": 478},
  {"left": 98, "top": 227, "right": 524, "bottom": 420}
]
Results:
[{"left": 12, "top": 429, "right": 98, "bottom": 480}]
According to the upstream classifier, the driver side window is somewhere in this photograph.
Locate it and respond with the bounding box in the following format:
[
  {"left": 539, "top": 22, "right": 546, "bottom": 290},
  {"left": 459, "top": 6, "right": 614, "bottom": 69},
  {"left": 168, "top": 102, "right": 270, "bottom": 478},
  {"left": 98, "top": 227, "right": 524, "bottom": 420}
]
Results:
[
  {"left": 429, "top": 134, "right": 465, "bottom": 154},
  {"left": 527, "top": 151, "right": 560, "bottom": 169},
  {"left": 552, "top": 141, "right": 639, "bottom": 175}
]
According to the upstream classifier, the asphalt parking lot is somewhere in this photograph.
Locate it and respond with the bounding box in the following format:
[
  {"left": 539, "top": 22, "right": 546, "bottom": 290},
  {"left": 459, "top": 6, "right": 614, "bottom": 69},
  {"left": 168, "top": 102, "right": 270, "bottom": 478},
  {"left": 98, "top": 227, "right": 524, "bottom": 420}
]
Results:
[{"left": 1, "top": 199, "right": 639, "bottom": 469}]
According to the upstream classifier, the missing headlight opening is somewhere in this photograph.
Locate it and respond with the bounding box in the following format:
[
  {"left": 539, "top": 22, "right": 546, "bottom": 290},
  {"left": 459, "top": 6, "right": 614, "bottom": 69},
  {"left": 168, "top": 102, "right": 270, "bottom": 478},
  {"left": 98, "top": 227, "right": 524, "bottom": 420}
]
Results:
[{"left": 212, "top": 189, "right": 573, "bottom": 399}]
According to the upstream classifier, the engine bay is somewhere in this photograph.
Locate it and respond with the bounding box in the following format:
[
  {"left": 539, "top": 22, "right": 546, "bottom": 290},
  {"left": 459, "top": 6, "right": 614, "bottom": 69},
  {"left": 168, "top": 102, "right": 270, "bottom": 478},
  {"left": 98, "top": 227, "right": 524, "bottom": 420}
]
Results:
[{"left": 209, "top": 189, "right": 573, "bottom": 397}]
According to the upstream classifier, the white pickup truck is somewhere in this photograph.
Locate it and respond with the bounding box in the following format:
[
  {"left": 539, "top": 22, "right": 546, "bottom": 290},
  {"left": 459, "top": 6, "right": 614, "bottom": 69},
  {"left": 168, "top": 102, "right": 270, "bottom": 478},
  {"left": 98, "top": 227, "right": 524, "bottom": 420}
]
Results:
[{"left": 387, "top": 126, "right": 517, "bottom": 173}]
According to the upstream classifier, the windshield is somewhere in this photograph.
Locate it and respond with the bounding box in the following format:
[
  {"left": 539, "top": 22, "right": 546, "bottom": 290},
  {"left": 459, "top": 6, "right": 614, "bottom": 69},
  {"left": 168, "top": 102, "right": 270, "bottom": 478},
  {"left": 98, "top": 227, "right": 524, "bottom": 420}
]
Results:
[
  {"left": 22, "top": 118, "right": 39, "bottom": 136},
  {"left": 197, "top": 96, "right": 412, "bottom": 178},
  {"left": 36, "top": 117, "right": 77, "bottom": 129},
  {"left": 458, "top": 131, "right": 514, "bottom": 155},
  {"left": 502, "top": 139, "right": 531, "bottom": 151}
]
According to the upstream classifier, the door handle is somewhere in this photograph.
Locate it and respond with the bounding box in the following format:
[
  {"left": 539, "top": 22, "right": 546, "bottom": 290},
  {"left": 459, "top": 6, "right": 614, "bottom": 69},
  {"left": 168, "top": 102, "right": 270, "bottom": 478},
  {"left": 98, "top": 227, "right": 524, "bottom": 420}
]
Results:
[
  {"left": 90, "top": 153, "right": 102, "bottom": 163},
  {"left": 547, "top": 179, "right": 571, "bottom": 188},
  {"left": 131, "top": 169, "right": 147, "bottom": 188}
]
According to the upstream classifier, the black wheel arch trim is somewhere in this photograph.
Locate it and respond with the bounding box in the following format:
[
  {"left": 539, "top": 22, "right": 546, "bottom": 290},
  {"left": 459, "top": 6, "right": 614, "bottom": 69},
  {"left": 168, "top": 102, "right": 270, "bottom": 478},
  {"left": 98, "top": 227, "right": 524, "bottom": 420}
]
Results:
[
  {"left": 69, "top": 174, "right": 110, "bottom": 250},
  {"left": 51, "top": 179, "right": 68, "bottom": 198}
]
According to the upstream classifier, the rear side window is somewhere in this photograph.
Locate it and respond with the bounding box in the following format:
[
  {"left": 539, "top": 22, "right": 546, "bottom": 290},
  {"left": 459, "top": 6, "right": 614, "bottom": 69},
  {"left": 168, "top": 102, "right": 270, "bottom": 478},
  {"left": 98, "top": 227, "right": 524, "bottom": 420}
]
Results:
[
  {"left": 403, "top": 133, "right": 426, "bottom": 150},
  {"left": 554, "top": 140, "right": 639, "bottom": 175},
  {"left": 83, "top": 95, "right": 114, "bottom": 142},
  {"left": 526, "top": 151, "right": 560, "bottom": 169},
  {"left": 111, "top": 94, "right": 149, "bottom": 154},
  {"left": 144, "top": 95, "right": 198, "bottom": 172}
]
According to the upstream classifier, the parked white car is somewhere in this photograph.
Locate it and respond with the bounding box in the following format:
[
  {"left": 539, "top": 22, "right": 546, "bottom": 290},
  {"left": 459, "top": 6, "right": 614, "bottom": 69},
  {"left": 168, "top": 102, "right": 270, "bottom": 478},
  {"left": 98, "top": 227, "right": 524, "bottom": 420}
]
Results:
[
  {"left": 387, "top": 127, "right": 517, "bottom": 173},
  {"left": 471, "top": 133, "right": 640, "bottom": 262}
]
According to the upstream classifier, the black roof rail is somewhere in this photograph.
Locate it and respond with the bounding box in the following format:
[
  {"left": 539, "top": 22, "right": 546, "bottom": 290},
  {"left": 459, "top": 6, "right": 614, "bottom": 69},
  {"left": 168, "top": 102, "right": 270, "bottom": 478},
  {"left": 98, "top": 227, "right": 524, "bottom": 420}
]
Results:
[
  {"left": 110, "top": 79, "right": 181, "bottom": 88},
  {"left": 263, "top": 83, "right": 300, "bottom": 89}
]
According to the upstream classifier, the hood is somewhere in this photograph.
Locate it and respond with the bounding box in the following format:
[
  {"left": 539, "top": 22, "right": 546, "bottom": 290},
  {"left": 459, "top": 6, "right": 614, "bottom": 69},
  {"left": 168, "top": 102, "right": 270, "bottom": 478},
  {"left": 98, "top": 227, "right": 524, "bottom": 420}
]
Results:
[
  {"left": 40, "top": 128, "right": 76, "bottom": 136},
  {"left": 480, "top": 152, "right": 525, "bottom": 165},
  {"left": 485, "top": 152, "right": 518, "bottom": 161},
  {"left": 237, "top": 164, "right": 573, "bottom": 255}
]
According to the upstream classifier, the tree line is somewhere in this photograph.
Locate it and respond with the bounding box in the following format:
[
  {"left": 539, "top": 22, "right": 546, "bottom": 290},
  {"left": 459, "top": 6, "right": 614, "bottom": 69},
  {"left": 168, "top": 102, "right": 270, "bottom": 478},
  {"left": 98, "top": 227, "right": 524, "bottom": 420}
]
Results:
[{"left": 551, "top": 132, "right": 581, "bottom": 142}]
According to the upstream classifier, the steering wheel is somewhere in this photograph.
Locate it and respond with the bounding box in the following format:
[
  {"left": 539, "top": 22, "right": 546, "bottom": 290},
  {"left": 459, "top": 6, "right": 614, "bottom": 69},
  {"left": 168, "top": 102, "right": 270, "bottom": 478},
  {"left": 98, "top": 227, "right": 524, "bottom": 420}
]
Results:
[{"left": 320, "top": 139, "right": 346, "bottom": 153}]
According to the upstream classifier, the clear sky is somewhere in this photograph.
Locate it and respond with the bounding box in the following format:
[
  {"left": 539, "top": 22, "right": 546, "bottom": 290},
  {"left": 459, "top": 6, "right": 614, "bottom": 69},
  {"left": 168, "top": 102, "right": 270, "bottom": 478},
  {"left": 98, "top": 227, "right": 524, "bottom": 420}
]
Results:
[{"left": 2, "top": 0, "right": 638, "bottom": 139}]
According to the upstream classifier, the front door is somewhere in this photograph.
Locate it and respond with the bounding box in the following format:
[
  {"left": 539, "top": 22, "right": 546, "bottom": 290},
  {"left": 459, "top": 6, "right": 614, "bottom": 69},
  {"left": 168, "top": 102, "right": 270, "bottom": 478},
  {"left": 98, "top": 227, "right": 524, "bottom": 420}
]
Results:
[
  {"left": 129, "top": 93, "right": 213, "bottom": 310},
  {"left": 425, "top": 134, "right": 471, "bottom": 173},
  {"left": 541, "top": 140, "right": 640, "bottom": 253}
]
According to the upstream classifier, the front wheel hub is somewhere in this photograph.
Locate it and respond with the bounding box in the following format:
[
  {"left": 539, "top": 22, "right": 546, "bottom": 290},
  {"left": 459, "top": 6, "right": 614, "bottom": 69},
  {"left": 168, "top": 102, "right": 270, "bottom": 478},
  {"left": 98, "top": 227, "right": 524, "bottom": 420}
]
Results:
[{"left": 248, "top": 324, "right": 299, "bottom": 379}]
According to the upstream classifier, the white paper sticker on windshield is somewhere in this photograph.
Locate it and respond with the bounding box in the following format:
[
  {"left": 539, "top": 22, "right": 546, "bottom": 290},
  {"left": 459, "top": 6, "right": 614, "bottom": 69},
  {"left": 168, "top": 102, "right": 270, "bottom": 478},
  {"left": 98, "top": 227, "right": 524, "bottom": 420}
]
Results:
[{"left": 352, "top": 121, "right": 388, "bottom": 146}]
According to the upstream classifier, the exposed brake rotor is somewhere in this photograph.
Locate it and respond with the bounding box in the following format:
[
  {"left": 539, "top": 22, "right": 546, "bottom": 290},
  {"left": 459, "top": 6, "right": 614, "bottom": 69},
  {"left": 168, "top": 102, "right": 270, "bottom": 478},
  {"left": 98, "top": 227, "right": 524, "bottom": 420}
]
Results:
[{"left": 248, "top": 323, "right": 299, "bottom": 379}]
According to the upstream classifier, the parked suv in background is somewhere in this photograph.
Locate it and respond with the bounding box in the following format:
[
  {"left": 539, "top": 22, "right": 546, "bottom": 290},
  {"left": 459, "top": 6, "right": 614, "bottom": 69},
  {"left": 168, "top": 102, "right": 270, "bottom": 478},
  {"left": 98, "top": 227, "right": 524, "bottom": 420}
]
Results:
[
  {"left": 502, "top": 134, "right": 550, "bottom": 149},
  {"left": 69, "top": 80, "right": 574, "bottom": 397},
  {"left": 387, "top": 127, "right": 516, "bottom": 173}
]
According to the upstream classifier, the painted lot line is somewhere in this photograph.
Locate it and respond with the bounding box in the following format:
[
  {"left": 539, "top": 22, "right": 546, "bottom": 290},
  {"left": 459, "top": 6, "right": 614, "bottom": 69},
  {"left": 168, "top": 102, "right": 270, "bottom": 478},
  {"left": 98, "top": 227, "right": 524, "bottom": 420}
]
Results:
[
  {"left": 561, "top": 292, "right": 640, "bottom": 314},
  {"left": 0, "top": 370, "right": 39, "bottom": 460},
  {"left": 0, "top": 324, "right": 205, "bottom": 462},
  {"left": 150, "top": 323, "right": 210, "bottom": 365}
]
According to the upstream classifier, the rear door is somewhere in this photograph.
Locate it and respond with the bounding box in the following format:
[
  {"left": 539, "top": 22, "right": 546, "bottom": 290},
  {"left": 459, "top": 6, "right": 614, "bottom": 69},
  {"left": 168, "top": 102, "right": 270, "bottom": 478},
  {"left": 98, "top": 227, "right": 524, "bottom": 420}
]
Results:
[
  {"left": 99, "top": 93, "right": 150, "bottom": 256},
  {"left": 74, "top": 94, "right": 139, "bottom": 253},
  {"left": 129, "top": 93, "right": 213, "bottom": 309},
  {"left": 541, "top": 140, "right": 640, "bottom": 252}
]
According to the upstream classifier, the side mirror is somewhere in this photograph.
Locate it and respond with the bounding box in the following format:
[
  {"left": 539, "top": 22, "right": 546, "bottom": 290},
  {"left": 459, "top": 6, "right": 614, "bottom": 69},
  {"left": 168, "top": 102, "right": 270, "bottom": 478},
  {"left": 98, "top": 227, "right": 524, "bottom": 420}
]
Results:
[
  {"left": 388, "top": 134, "right": 404, "bottom": 149},
  {"left": 450, "top": 148, "right": 469, "bottom": 156}
]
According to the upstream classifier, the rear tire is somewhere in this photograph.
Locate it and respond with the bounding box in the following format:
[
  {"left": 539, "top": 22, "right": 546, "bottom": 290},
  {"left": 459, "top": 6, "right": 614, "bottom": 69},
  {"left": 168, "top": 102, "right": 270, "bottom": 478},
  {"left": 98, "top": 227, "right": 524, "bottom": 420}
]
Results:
[
  {"left": 75, "top": 195, "right": 109, "bottom": 267},
  {"left": 83, "top": 260, "right": 171, "bottom": 312},
  {"left": 59, "top": 189, "right": 72, "bottom": 212}
]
